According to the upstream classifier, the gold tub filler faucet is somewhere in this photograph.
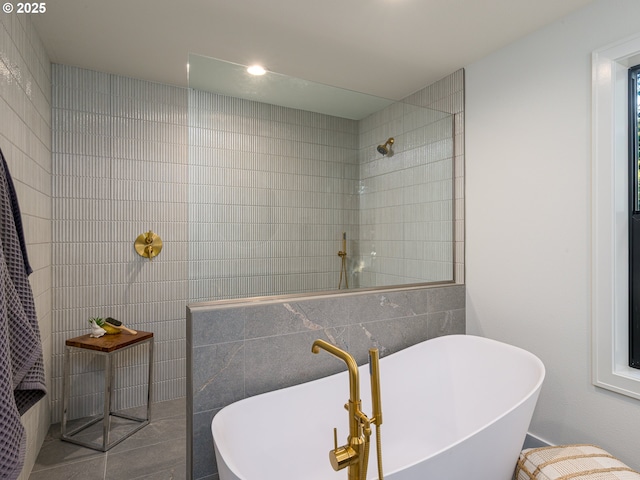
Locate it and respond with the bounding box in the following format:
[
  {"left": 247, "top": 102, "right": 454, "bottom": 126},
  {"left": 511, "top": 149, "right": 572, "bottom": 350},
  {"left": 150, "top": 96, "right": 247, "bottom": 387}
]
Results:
[{"left": 312, "top": 340, "right": 384, "bottom": 480}]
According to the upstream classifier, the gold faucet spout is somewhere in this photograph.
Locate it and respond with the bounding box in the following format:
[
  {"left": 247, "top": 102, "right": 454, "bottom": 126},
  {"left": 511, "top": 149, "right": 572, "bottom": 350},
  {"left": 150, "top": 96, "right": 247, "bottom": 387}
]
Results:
[{"left": 312, "top": 340, "right": 360, "bottom": 403}]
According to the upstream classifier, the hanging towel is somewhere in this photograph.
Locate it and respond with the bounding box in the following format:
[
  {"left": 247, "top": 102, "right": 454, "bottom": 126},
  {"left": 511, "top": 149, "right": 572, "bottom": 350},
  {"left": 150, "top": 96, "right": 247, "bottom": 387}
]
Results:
[
  {"left": 0, "top": 149, "right": 46, "bottom": 479},
  {"left": 0, "top": 150, "right": 31, "bottom": 276}
]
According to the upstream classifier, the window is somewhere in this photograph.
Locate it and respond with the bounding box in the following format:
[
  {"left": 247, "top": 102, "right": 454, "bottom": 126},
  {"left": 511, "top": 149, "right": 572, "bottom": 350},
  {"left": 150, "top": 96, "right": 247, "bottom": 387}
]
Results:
[
  {"left": 592, "top": 36, "right": 640, "bottom": 400},
  {"left": 630, "top": 64, "right": 640, "bottom": 368}
]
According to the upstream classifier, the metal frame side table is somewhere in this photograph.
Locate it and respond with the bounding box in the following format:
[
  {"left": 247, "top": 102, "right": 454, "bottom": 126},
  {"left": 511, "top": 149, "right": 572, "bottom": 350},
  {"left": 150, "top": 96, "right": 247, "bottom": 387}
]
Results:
[{"left": 61, "top": 331, "right": 154, "bottom": 451}]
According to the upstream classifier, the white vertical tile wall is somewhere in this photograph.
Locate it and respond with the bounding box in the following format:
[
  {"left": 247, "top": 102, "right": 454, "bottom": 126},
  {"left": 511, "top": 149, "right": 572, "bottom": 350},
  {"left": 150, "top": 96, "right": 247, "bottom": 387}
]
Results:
[
  {"left": 188, "top": 90, "right": 360, "bottom": 300},
  {"left": 187, "top": 69, "right": 465, "bottom": 297},
  {"left": 0, "top": 12, "right": 52, "bottom": 480},
  {"left": 357, "top": 82, "right": 461, "bottom": 287},
  {"left": 51, "top": 65, "right": 188, "bottom": 422},
  {"left": 403, "top": 69, "right": 465, "bottom": 283}
]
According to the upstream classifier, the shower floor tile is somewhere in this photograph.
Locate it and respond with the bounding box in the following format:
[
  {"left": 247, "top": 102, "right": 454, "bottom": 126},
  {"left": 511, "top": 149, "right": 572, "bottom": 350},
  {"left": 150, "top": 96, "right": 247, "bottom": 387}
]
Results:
[{"left": 28, "top": 398, "right": 187, "bottom": 480}]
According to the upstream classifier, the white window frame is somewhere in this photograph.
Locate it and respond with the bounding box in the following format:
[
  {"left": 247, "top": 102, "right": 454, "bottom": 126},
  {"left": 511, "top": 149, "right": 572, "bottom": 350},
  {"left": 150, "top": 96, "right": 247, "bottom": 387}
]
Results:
[{"left": 592, "top": 34, "right": 640, "bottom": 399}]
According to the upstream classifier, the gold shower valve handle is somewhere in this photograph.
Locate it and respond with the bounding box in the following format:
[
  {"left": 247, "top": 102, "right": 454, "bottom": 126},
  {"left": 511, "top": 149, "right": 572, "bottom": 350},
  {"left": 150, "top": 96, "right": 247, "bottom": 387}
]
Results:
[{"left": 134, "top": 230, "right": 163, "bottom": 260}]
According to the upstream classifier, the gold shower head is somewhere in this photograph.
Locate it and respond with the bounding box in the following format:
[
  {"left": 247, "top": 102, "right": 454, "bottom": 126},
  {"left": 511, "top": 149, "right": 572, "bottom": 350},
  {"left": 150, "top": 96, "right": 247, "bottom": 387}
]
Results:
[{"left": 376, "top": 137, "right": 395, "bottom": 155}]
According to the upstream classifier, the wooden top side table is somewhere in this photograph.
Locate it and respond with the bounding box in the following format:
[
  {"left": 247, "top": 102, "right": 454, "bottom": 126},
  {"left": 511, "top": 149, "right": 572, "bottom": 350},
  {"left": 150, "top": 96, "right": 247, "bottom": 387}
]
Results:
[
  {"left": 65, "top": 330, "right": 154, "bottom": 352},
  {"left": 61, "top": 330, "right": 154, "bottom": 451}
]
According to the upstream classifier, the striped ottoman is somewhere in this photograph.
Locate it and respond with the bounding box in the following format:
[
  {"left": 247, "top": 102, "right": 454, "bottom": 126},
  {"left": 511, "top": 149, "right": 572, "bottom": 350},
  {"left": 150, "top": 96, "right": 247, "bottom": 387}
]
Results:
[{"left": 516, "top": 445, "right": 640, "bottom": 479}]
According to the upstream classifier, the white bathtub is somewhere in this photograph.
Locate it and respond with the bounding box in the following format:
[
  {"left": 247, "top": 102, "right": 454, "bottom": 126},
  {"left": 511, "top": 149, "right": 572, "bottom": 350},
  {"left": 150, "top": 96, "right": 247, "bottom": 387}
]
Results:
[{"left": 211, "top": 334, "right": 545, "bottom": 480}]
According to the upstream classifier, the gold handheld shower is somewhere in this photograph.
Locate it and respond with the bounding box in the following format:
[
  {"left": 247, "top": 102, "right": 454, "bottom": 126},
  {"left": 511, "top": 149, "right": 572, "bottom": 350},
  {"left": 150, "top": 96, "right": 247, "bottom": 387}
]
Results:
[
  {"left": 338, "top": 232, "right": 348, "bottom": 289},
  {"left": 376, "top": 137, "right": 394, "bottom": 156}
]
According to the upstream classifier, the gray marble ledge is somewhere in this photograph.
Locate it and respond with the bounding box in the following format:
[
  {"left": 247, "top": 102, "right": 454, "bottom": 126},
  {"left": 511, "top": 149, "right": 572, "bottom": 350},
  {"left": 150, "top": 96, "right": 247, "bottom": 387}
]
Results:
[{"left": 188, "top": 285, "right": 464, "bottom": 348}]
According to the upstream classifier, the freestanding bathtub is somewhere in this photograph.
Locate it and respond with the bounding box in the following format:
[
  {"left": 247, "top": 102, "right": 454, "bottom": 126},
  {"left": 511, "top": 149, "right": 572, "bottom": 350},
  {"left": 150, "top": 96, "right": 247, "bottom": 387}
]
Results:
[{"left": 211, "top": 334, "right": 545, "bottom": 480}]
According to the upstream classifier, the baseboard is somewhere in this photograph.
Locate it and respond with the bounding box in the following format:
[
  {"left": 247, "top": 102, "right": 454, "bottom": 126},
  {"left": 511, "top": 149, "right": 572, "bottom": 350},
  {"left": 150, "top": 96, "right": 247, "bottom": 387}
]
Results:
[{"left": 523, "top": 432, "right": 552, "bottom": 449}]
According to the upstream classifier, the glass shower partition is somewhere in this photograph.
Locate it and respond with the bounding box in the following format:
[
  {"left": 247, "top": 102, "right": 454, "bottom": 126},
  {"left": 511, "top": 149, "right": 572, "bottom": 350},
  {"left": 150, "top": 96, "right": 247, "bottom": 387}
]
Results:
[{"left": 187, "top": 55, "right": 455, "bottom": 303}]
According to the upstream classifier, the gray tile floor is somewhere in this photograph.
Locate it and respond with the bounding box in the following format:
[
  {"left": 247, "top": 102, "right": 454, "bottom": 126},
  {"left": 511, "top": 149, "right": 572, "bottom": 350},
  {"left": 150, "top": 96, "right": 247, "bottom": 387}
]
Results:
[{"left": 29, "top": 398, "right": 186, "bottom": 480}]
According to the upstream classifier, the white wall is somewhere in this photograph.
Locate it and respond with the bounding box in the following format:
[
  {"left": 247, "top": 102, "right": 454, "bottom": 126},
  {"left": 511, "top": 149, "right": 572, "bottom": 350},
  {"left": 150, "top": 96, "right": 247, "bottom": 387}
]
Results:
[{"left": 466, "top": 0, "right": 640, "bottom": 469}]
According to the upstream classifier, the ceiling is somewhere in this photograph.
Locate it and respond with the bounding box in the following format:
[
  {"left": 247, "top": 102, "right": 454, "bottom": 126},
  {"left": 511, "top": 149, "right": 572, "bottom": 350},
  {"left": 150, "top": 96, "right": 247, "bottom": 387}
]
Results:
[{"left": 32, "top": 0, "right": 596, "bottom": 101}]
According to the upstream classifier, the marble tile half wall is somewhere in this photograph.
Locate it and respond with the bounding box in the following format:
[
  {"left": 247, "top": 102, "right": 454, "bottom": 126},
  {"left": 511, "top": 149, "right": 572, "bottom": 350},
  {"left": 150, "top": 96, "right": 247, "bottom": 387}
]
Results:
[{"left": 186, "top": 284, "right": 465, "bottom": 480}]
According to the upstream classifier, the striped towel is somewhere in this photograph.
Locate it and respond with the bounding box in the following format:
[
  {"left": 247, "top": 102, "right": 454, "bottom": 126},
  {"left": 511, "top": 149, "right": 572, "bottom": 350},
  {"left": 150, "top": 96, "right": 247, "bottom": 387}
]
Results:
[{"left": 516, "top": 445, "right": 640, "bottom": 480}]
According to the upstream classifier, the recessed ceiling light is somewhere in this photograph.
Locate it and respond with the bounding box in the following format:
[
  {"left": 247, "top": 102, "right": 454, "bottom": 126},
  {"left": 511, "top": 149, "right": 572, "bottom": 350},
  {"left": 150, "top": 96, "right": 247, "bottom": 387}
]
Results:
[{"left": 247, "top": 65, "right": 267, "bottom": 76}]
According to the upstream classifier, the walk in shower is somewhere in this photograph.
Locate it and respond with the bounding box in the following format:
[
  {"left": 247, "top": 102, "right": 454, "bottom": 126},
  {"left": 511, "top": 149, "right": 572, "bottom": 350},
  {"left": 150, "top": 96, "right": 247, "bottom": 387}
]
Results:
[{"left": 187, "top": 54, "right": 456, "bottom": 302}]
